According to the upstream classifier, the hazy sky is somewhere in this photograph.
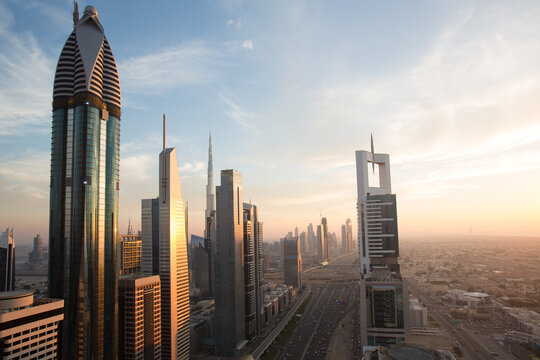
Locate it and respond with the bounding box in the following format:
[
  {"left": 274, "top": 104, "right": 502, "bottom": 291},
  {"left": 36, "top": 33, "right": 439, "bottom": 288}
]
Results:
[{"left": 1, "top": 0, "right": 540, "bottom": 246}]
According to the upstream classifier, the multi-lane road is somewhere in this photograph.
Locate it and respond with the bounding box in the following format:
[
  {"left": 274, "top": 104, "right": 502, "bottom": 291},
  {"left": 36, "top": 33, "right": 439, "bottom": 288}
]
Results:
[{"left": 276, "top": 253, "right": 359, "bottom": 360}]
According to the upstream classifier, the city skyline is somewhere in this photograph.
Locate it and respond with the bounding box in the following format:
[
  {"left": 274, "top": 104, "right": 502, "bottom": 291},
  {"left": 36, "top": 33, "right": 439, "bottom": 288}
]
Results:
[{"left": 2, "top": 1, "right": 540, "bottom": 244}]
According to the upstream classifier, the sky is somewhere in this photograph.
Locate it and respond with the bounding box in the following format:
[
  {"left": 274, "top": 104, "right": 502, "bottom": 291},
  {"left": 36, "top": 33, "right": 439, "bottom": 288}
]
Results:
[{"left": 1, "top": 0, "right": 540, "bottom": 246}]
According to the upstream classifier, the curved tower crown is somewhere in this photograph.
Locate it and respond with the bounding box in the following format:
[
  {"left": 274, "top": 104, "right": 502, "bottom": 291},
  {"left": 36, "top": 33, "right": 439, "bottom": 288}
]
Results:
[{"left": 53, "top": 5, "right": 121, "bottom": 114}]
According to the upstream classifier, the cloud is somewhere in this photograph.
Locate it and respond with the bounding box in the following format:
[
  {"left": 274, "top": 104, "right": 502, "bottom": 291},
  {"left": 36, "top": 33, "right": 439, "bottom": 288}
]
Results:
[
  {"left": 180, "top": 161, "right": 204, "bottom": 173},
  {"left": 118, "top": 42, "right": 219, "bottom": 94},
  {"left": 242, "top": 40, "right": 253, "bottom": 50},
  {"left": 0, "top": 151, "right": 49, "bottom": 199},
  {"left": 0, "top": 3, "right": 54, "bottom": 136},
  {"left": 227, "top": 19, "right": 242, "bottom": 28},
  {"left": 218, "top": 93, "right": 256, "bottom": 130}
]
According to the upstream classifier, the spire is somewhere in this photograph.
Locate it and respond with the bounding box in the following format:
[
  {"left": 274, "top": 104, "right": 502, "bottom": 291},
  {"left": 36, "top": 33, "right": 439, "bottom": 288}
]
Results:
[
  {"left": 73, "top": 1, "right": 79, "bottom": 28},
  {"left": 205, "top": 132, "right": 216, "bottom": 215},
  {"left": 370, "top": 133, "right": 375, "bottom": 174},
  {"left": 163, "top": 113, "right": 166, "bottom": 152}
]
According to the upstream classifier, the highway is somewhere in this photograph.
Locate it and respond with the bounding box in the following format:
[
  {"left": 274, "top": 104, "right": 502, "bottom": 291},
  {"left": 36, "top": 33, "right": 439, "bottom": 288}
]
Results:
[{"left": 278, "top": 252, "right": 360, "bottom": 360}]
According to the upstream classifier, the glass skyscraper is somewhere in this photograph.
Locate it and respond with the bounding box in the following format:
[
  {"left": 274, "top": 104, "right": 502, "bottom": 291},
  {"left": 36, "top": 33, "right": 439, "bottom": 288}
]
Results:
[{"left": 48, "top": 5, "right": 121, "bottom": 359}]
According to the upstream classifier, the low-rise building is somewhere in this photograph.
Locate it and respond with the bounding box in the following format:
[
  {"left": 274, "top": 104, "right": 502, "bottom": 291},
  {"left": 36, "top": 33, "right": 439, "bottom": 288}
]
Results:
[{"left": 0, "top": 290, "right": 63, "bottom": 359}]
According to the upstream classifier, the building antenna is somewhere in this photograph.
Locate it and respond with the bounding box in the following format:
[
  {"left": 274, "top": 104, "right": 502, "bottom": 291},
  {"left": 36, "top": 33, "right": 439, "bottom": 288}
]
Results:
[
  {"left": 73, "top": 1, "right": 79, "bottom": 28},
  {"left": 370, "top": 133, "right": 375, "bottom": 174},
  {"left": 163, "top": 113, "right": 166, "bottom": 152}
]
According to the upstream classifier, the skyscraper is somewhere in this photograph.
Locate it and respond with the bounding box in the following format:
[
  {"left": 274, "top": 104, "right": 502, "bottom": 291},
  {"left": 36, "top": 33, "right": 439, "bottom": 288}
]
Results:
[
  {"left": 316, "top": 224, "right": 325, "bottom": 263},
  {"left": 158, "top": 116, "right": 190, "bottom": 359},
  {"left": 28, "top": 233, "right": 43, "bottom": 265},
  {"left": 321, "top": 217, "right": 329, "bottom": 259},
  {"left": 0, "top": 228, "right": 15, "bottom": 292},
  {"left": 284, "top": 237, "right": 302, "bottom": 288},
  {"left": 118, "top": 275, "right": 161, "bottom": 360},
  {"left": 191, "top": 234, "right": 210, "bottom": 296},
  {"left": 48, "top": 5, "right": 121, "bottom": 358},
  {"left": 243, "top": 202, "right": 264, "bottom": 340},
  {"left": 215, "top": 170, "right": 246, "bottom": 357},
  {"left": 141, "top": 197, "right": 159, "bottom": 276},
  {"left": 204, "top": 133, "right": 215, "bottom": 296},
  {"left": 307, "top": 223, "right": 316, "bottom": 255},
  {"left": 341, "top": 224, "right": 347, "bottom": 252},
  {"left": 356, "top": 145, "right": 410, "bottom": 346},
  {"left": 119, "top": 232, "right": 142, "bottom": 275},
  {"left": 345, "top": 218, "right": 353, "bottom": 253}
]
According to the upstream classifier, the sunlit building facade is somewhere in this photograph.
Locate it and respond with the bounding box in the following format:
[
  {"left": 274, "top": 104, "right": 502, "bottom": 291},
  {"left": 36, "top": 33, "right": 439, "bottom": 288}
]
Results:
[
  {"left": 243, "top": 202, "right": 264, "bottom": 340},
  {"left": 118, "top": 275, "right": 161, "bottom": 360},
  {"left": 158, "top": 117, "right": 190, "bottom": 359},
  {"left": 215, "top": 170, "right": 246, "bottom": 357},
  {"left": 0, "top": 291, "right": 64, "bottom": 359},
  {"left": 120, "top": 233, "right": 142, "bottom": 275},
  {"left": 48, "top": 5, "right": 120, "bottom": 358}
]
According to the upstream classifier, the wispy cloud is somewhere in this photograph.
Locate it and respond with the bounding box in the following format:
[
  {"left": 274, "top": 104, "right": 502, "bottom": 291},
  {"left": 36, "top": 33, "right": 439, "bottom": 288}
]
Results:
[
  {"left": 0, "top": 151, "right": 49, "bottom": 199},
  {"left": 242, "top": 40, "right": 253, "bottom": 50},
  {"left": 118, "top": 41, "right": 218, "bottom": 94},
  {"left": 0, "top": 3, "right": 53, "bottom": 136},
  {"left": 218, "top": 93, "right": 256, "bottom": 130}
]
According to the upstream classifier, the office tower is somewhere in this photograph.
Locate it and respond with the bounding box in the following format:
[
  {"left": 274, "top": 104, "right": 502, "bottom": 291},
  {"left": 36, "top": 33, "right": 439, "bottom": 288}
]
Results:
[
  {"left": 307, "top": 223, "right": 316, "bottom": 255},
  {"left": 158, "top": 116, "right": 190, "bottom": 359},
  {"left": 191, "top": 234, "right": 210, "bottom": 296},
  {"left": 316, "top": 225, "right": 324, "bottom": 263},
  {"left": 321, "top": 217, "right": 329, "bottom": 259},
  {"left": 120, "top": 232, "right": 142, "bottom": 275},
  {"left": 28, "top": 234, "right": 43, "bottom": 265},
  {"left": 341, "top": 225, "right": 347, "bottom": 252},
  {"left": 204, "top": 133, "right": 215, "bottom": 296},
  {"left": 0, "top": 291, "right": 64, "bottom": 359},
  {"left": 294, "top": 227, "right": 299, "bottom": 238},
  {"left": 215, "top": 170, "right": 246, "bottom": 357},
  {"left": 345, "top": 218, "right": 353, "bottom": 253},
  {"left": 284, "top": 237, "right": 302, "bottom": 288},
  {"left": 243, "top": 202, "right": 264, "bottom": 340},
  {"left": 48, "top": 5, "right": 120, "bottom": 358},
  {"left": 299, "top": 231, "right": 308, "bottom": 254},
  {"left": 141, "top": 198, "right": 159, "bottom": 276},
  {"left": 0, "top": 228, "right": 15, "bottom": 291},
  {"left": 118, "top": 275, "right": 161, "bottom": 360},
  {"left": 356, "top": 144, "right": 410, "bottom": 346}
]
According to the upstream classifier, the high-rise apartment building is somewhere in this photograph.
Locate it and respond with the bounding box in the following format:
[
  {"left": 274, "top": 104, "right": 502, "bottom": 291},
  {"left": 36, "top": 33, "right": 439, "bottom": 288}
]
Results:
[
  {"left": 215, "top": 170, "right": 246, "bottom": 357},
  {"left": 356, "top": 145, "right": 410, "bottom": 346},
  {"left": 299, "top": 231, "right": 308, "bottom": 254},
  {"left": 191, "top": 234, "right": 210, "bottom": 296},
  {"left": 157, "top": 116, "right": 190, "bottom": 359},
  {"left": 0, "top": 228, "right": 15, "bottom": 292},
  {"left": 0, "top": 291, "right": 64, "bottom": 359},
  {"left": 307, "top": 223, "right": 316, "bottom": 255},
  {"left": 118, "top": 275, "right": 161, "bottom": 360},
  {"left": 28, "top": 234, "right": 43, "bottom": 265},
  {"left": 48, "top": 5, "right": 121, "bottom": 358},
  {"left": 345, "top": 218, "right": 353, "bottom": 252},
  {"left": 316, "top": 224, "right": 326, "bottom": 263},
  {"left": 141, "top": 198, "right": 159, "bottom": 276},
  {"left": 243, "top": 202, "right": 264, "bottom": 340},
  {"left": 321, "top": 217, "right": 329, "bottom": 259},
  {"left": 284, "top": 237, "right": 302, "bottom": 288},
  {"left": 120, "top": 233, "right": 142, "bottom": 275}
]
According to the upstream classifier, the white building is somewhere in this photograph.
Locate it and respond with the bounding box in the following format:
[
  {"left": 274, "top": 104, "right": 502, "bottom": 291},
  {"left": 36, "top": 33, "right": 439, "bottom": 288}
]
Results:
[
  {"left": 0, "top": 291, "right": 63, "bottom": 359},
  {"left": 409, "top": 298, "right": 428, "bottom": 328}
]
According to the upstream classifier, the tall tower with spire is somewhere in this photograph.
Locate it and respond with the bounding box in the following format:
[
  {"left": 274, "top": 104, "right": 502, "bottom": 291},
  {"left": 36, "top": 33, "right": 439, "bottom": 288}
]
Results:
[
  {"left": 158, "top": 115, "right": 190, "bottom": 359},
  {"left": 203, "top": 132, "right": 216, "bottom": 296},
  {"left": 48, "top": 4, "right": 120, "bottom": 359}
]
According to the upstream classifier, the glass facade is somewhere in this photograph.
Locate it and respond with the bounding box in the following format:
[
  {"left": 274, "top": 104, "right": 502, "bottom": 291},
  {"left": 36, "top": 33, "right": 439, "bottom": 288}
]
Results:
[{"left": 49, "top": 104, "right": 119, "bottom": 360}]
